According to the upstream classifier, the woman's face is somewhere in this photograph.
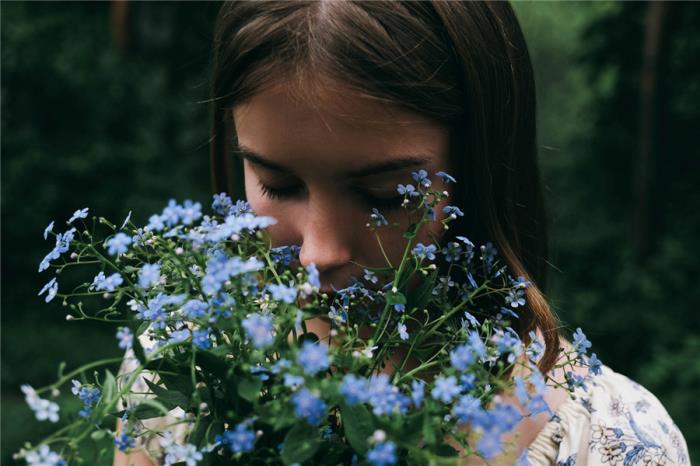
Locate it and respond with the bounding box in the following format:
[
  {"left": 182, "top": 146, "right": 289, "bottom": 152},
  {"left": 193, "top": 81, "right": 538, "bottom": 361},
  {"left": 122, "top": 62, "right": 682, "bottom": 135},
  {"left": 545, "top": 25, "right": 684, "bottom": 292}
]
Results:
[{"left": 232, "top": 80, "right": 452, "bottom": 293}]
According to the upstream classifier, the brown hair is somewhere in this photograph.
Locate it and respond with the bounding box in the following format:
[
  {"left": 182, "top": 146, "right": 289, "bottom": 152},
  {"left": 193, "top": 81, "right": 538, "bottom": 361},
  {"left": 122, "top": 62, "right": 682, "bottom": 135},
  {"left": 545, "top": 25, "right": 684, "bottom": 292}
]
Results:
[{"left": 209, "top": 1, "right": 561, "bottom": 375}]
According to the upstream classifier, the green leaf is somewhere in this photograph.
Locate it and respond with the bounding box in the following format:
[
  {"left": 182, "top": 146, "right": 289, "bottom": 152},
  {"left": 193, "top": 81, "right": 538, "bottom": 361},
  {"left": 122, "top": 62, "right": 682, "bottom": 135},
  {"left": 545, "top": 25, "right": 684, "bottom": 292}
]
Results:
[
  {"left": 422, "top": 412, "right": 437, "bottom": 445},
  {"left": 386, "top": 290, "right": 407, "bottom": 306},
  {"left": 281, "top": 423, "right": 321, "bottom": 465},
  {"left": 403, "top": 223, "right": 419, "bottom": 239},
  {"left": 340, "top": 402, "right": 374, "bottom": 454},
  {"left": 237, "top": 377, "right": 262, "bottom": 403},
  {"left": 144, "top": 378, "right": 190, "bottom": 410},
  {"left": 406, "top": 270, "right": 437, "bottom": 311},
  {"left": 119, "top": 399, "right": 171, "bottom": 420},
  {"left": 101, "top": 370, "right": 117, "bottom": 407}
]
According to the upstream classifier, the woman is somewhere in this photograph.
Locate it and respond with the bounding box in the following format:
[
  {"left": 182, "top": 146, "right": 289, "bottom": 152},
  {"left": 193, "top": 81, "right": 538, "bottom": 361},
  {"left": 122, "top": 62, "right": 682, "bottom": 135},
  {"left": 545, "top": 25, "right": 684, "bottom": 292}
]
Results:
[{"left": 115, "top": 2, "right": 690, "bottom": 465}]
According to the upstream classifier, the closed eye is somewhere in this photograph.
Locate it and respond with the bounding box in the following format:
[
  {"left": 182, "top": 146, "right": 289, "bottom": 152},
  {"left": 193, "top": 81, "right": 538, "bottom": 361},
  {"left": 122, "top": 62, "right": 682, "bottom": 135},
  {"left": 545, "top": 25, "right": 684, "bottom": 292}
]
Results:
[{"left": 257, "top": 180, "right": 405, "bottom": 211}]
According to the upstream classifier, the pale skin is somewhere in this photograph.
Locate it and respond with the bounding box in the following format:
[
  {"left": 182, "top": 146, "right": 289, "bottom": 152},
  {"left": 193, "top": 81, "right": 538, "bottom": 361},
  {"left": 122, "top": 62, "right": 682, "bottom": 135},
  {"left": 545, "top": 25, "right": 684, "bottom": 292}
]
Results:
[{"left": 114, "top": 78, "right": 587, "bottom": 466}]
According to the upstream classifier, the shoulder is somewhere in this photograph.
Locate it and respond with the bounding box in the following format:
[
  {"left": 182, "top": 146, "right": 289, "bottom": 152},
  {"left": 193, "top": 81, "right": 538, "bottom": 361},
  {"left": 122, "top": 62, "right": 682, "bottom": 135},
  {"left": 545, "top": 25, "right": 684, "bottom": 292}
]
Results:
[{"left": 528, "top": 362, "right": 691, "bottom": 466}]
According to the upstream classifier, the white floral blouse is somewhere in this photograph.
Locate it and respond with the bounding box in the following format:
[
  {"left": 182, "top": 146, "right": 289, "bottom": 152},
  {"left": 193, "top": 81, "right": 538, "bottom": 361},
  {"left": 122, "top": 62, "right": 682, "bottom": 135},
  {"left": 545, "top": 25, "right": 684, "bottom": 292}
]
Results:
[{"left": 525, "top": 363, "right": 690, "bottom": 466}]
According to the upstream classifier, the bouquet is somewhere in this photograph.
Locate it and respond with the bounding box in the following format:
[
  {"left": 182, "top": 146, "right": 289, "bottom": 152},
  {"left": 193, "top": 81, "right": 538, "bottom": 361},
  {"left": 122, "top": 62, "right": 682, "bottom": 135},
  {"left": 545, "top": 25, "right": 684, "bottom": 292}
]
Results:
[{"left": 16, "top": 170, "right": 600, "bottom": 466}]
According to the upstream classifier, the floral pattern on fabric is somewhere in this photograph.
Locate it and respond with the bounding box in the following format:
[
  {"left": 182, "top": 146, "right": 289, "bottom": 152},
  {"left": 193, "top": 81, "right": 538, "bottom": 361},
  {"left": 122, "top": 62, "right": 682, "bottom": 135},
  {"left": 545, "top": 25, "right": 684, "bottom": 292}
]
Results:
[{"left": 526, "top": 364, "right": 690, "bottom": 466}]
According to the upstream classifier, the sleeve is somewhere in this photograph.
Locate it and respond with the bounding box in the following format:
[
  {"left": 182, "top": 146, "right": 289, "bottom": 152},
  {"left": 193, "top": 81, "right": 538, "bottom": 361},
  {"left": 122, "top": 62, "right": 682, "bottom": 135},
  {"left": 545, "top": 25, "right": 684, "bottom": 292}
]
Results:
[{"left": 525, "top": 364, "right": 691, "bottom": 466}]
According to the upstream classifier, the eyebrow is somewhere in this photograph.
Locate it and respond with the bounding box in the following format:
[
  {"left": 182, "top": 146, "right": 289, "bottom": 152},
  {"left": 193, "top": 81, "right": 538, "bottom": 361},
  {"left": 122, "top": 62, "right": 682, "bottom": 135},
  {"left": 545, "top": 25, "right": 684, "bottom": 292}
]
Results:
[{"left": 234, "top": 146, "right": 431, "bottom": 179}]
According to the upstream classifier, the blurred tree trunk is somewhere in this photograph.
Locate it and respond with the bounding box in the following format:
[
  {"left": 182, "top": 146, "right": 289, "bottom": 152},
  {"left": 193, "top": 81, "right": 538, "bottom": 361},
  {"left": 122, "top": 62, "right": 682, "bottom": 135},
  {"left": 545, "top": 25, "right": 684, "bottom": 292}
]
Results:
[
  {"left": 111, "top": 0, "right": 132, "bottom": 51},
  {"left": 633, "top": 1, "right": 670, "bottom": 262}
]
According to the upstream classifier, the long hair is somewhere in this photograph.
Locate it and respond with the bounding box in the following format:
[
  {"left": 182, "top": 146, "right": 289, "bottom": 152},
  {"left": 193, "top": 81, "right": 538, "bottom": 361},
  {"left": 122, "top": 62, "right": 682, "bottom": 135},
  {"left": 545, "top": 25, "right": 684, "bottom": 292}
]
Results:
[{"left": 208, "top": 1, "right": 561, "bottom": 375}]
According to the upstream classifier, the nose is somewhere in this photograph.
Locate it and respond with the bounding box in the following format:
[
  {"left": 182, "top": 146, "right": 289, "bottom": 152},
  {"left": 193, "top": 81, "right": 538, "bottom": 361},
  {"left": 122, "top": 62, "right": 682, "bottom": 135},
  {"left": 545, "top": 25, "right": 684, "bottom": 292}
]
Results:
[{"left": 297, "top": 196, "right": 354, "bottom": 282}]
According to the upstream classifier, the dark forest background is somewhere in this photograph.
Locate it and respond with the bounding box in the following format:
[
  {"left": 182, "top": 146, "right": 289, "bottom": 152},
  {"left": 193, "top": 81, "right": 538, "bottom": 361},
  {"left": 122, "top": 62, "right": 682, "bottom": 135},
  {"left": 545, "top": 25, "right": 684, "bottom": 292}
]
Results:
[{"left": 2, "top": 2, "right": 698, "bottom": 463}]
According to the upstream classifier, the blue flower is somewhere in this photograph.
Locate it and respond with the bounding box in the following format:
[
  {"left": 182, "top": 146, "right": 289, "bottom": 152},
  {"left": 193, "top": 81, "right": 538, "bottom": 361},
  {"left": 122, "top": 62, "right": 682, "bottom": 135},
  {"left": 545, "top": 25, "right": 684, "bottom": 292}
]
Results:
[
  {"left": 106, "top": 232, "right": 132, "bottom": 256},
  {"left": 242, "top": 313, "right": 275, "bottom": 348},
  {"left": 67, "top": 208, "right": 89, "bottom": 224},
  {"left": 192, "top": 329, "right": 212, "bottom": 350},
  {"left": 370, "top": 208, "right": 388, "bottom": 227},
  {"left": 442, "top": 205, "right": 464, "bottom": 218},
  {"left": 397, "top": 322, "right": 409, "bottom": 341},
  {"left": 431, "top": 375, "right": 461, "bottom": 403},
  {"left": 452, "top": 395, "right": 481, "bottom": 424},
  {"left": 43, "top": 221, "right": 54, "bottom": 240},
  {"left": 182, "top": 299, "right": 208, "bottom": 319},
  {"left": 411, "top": 169, "right": 432, "bottom": 188},
  {"left": 24, "top": 445, "right": 66, "bottom": 466},
  {"left": 271, "top": 245, "right": 301, "bottom": 267},
  {"left": 480, "top": 242, "right": 498, "bottom": 269},
  {"left": 283, "top": 374, "right": 304, "bottom": 389},
  {"left": 168, "top": 329, "right": 190, "bottom": 344},
  {"left": 572, "top": 327, "right": 592, "bottom": 356},
  {"left": 393, "top": 303, "right": 405, "bottom": 313},
  {"left": 412, "top": 243, "right": 436, "bottom": 261},
  {"left": 396, "top": 184, "right": 419, "bottom": 197},
  {"left": 116, "top": 327, "right": 133, "bottom": 350},
  {"left": 266, "top": 283, "right": 298, "bottom": 304},
  {"left": 38, "top": 277, "right": 58, "bottom": 303},
  {"left": 476, "top": 429, "right": 503, "bottom": 459},
  {"left": 138, "top": 263, "right": 161, "bottom": 289},
  {"left": 367, "top": 441, "right": 397, "bottom": 466},
  {"left": 216, "top": 422, "right": 256, "bottom": 454},
  {"left": 114, "top": 432, "right": 136, "bottom": 452},
  {"left": 450, "top": 344, "right": 476, "bottom": 372},
  {"left": 587, "top": 353, "right": 602, "bottom": 376},
  {"left": 505, "top": 288, "right": 526, "bottom": 308},
  {"left": 363, "top": 269, "right": 379, "bottom": 284},
  {"left": 180, "top": 199, "right": 202, "bottom": 225},
  {"left": 291, "top": 388, "right": 327, "bottom": 426},
  {"left": 147, "top": 214, "right": 165, "bottom": 231},
  {"left": 296, "top": 341, "right": 329, "bottom": 375},
  {"left": 367, "top": 374, "right": 411, "bottom": 416},
  {"left": 306, "top": 263, "right": 320, "bottom": 288},
  {"left": 212, "top": 192, "right": 234, "bottom": 216},
  {"left": 435, "top": 171, "right": 457, "bottom": 184},
  {"left": 340, "top": 374, "right": 369, "bottom": 406},
  {"left": 411, "top": 380, "right": 425, "bottom": 408},
  {"left": 90, "top": 271, "right": 124, "bottom": 292},
  {"left": 441, "top": 241, "right": 462, "bottom": 262}
]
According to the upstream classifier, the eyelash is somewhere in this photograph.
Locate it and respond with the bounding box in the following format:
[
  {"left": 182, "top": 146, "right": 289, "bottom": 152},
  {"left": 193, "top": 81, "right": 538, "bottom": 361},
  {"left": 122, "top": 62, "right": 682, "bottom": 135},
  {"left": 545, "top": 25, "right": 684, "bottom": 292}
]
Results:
[{"left": 257, "top": 181, "right": 405, "bottom": 211}]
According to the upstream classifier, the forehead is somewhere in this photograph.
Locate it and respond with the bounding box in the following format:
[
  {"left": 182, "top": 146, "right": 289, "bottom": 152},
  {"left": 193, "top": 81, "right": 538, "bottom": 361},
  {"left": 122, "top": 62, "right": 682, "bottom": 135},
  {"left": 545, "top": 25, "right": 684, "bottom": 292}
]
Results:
[{"left": 232, "top": 81, "right": 449, "bottom": 169}]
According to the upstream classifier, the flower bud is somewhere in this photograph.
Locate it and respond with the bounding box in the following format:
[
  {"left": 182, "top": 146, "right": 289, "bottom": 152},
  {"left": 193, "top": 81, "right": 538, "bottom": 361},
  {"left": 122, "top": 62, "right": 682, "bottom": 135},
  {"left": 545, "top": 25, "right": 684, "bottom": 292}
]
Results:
[
  {"left": 70, "top": 252, "right": 78, "bottom": 259},
  {"left": 372, "top": 430, "right": 386, "bottom": 443},
  {"left": 175, "top": 247, "right": 184, "bottom": 255}
]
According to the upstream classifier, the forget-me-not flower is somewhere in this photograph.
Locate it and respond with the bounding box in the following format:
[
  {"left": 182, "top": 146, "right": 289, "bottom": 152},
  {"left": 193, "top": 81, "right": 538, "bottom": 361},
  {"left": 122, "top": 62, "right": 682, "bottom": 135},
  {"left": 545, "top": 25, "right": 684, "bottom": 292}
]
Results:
[
  {"left": 138, "top": 263, "right": 161, "bottom": 289},
  {"left": 67, "top": 207, "right": 89, "bottom": 224},
  {"left": 296, "top": 341, "right": 330, "bottom": 375},
  {"left": 116, "top": 327, "right": 133, "bottom": 350},
  {"left": 242, "top": 313, "right": 275, "bottom": 348},
  {"left": 292, "top": 388, "right": 327, "bottom": 426},
  {"left": 38, "top": 277, "right": 59, "bottom": 303},
  {"left": 106, "top": 232, "right": 132, "bottom": 256},
  {"left": 367, "top": 441, "right": 397, "bottom": 466}
]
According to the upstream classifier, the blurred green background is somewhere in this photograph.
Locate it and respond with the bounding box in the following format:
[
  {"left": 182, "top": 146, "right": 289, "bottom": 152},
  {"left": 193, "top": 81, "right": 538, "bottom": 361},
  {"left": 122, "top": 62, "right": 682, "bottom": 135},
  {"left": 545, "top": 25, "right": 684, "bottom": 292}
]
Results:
[{"left": 2, "top": 1, "right": 698, "bottom": 464}]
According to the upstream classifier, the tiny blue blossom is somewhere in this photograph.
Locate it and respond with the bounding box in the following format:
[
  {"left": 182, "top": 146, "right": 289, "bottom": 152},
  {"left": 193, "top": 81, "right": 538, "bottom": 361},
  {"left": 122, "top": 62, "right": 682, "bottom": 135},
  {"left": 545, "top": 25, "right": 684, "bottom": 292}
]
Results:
[
  {"left": 38, "top": 277, "right": 58, "bottom": 303},
  {"left": 442, "top": 205, "right": 464, "bottom": 218},
  {"left": 116, "top": 327, "right": 133, "bottom": 350},
  {"left": 114, "top": 432, "right": 136, "bottom": 452},
  {"left": 393, "top": 303, "right": 405, "bottom": 313},
  {"left": 138, "top": 263, "right": 161, "bottom": 289},
  {"left": 24, "top": 445, "right": 66, "bottom": 466},
  {"left": 180, "top": 199, "right": 203, "bottom": 225},
  {"left": 396, "top": 184, "right": 419, "bottom": 197},
  {"left": 412, "top": 243, "right": 436, "bottom": 261},
  {"left": 587, "top": 353, "right": 602, "bottom": 376},
  {"left": 43, "top": 221, "right": 54, "bottom": 240},
  {"left": 452, "top": 394, "right": 481, "bottom": 424},
  {"left": 411, "top": 169, "right": 432, "bottom": 188},
  {"left": 340, "top": 374, "right": 369, "bottom": 405},
  {"left": 435, "top": 171, "right": 456, "bottom": 184},
  {"left": 411, "top": 380, "right": 425, "bottom": 408},
  {"left": 306, "top": 263, "right": 320, "bottom": 289},
  {"left": 370, "top": 208, "right": 388, "bottom": 227},
  {"left": 367, "top": 441, "right": 397, "bottom": 466},
  {"left": 431, "top": 375, "right": 461, "bottom": 403},
  {"left": 106, "top": 232, "right": 132, "bottom": 256},
  {"left": 120, "top": 210, "right": 132, "bottom": 229},
  {"left": 212, "top": 192, "right": 234, "bottom": 216},
  {"left": 283, "top": 374, "right": 304, "bottom": 389},
  {"left": 296, "top": 341, "right": 330, "bottom": 375},
  {"left": 292, "top": 388, "right": 327, "bottom": 426},
  {"left": 67, "top": 207, "right": 89, "bottom": 224},
  {"left": 216, "top": 423, "right": 256, "bottom": 453},
  {"left": 242, "top": 313, "right": 275, "bottom": 348},
  {"left": 91, "top": 271, "right": 124, "bottom": 293},
  {"left": 266, "top": 283, "right": 297, "bottom": 304},
  {"left": 192, "top": 329, "right": 212, "bottom": 350},
  {"left": 505, "top": 288, "right": 526, "bottom": 308},
  {"left": 182, "top": 299, "right": 208, "bottom": 319},
  {"left": 363, "top": 269, "right": 379, "bottom": 284},
  {"left": 397, "top": 322, "right": 409, "bottom": 341},
  {"left": 450, "top": 343, "right": 475, "bottom": 372},
  {"left": 572, "top": 327, "right": 592, "bottom": 356}
]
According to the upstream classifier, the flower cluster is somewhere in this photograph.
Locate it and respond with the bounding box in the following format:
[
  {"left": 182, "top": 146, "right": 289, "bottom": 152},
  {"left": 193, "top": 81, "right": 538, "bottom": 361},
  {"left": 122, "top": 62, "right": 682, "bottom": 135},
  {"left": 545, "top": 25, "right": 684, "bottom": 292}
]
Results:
[{"left": 19, "top": 170, "right": 600, "bottom": 466}]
